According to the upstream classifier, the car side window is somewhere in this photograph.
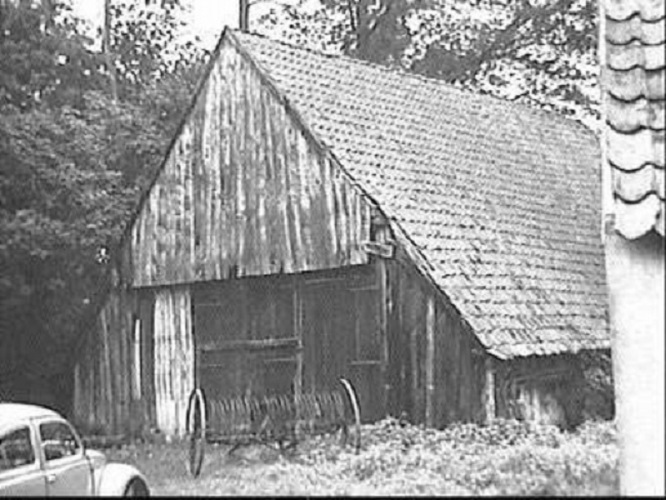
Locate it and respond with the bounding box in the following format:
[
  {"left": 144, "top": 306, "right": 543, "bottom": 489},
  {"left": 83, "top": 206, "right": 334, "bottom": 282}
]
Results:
[
  {"left": 39, "top": 421, "right": 81, "bottom": 462},
  {"left": 0, "top": 427, "right": 36, "bottom": 472}
]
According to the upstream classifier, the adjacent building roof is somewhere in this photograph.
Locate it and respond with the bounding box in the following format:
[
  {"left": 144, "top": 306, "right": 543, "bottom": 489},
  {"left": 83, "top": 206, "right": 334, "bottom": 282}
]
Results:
[
  {"left": 232, "top": 31, "right": 610, "bottom": 359},
  {"left": 601, "top": 0, "right": 665, "bottom": 238}
]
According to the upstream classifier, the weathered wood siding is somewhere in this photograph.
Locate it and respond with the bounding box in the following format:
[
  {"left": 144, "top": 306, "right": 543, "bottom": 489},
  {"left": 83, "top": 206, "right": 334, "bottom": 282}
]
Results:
[
  {"left": 73, "top": 286, "right": 194, "bottom": 437},
  {"left": 153, "top": 286, "right": 194, "bottom": 437},
  {"left": 494, "top": 354, "right": 584, "bottom": 428},
  {"left": 385, "top": 255, "right": 486, "bottom": 427},
  {"left": 72, "top": 287, "right": 139, "bottom": 436},
  {"left": 301, "top": 265, "right": 384, "bottom": 422},
  {"left": 193, "top": 274, "right": 298, "bottom": 402},
  {"left": 192, "top": 264, "right": 384, "bottom": 422},
  {"left": 122, "top": 38, "right": 372, "bottom": 288}
]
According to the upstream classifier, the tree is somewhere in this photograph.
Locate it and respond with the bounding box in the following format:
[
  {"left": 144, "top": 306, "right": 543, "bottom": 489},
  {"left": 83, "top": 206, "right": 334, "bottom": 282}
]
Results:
[
  {"left": 0, "top": 0, "right": 108, "bottom": 111},
  {"left": 257, "top": 0, "right": 599, "bottom": 125},
  {"left": 0, "top": 0, "right": 208, "bottom": 412}
]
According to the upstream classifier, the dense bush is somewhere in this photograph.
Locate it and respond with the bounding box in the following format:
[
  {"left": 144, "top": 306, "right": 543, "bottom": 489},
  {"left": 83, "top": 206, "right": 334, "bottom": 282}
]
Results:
[
  {"left": 294, "top": 417, "right": 619, "bottom": 496},
  {"left": 106, "top": 417, "right": 618, "bottom": 495},
  {"left": 580, "top": 350, "right": 615, "bottom": 420}
]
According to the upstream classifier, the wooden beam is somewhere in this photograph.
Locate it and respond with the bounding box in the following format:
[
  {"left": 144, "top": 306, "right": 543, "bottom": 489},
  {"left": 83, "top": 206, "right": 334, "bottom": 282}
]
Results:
[
  {"left": 294, "top": 275, "right": 303, "bottom": 400},
  {"left": 425, "top": 296, "right": 435, "bottom": 427},
  {"left": 198, "top": 337, "right": 301, "bottom": 353},
  {"left": 239, "top": 0, "right": 250, "bottom": 32},
  {"left": 350, "top": 360, "right": 381, "bottom": 367},
  {"left": 375, "top": 230, "right": 391, "bottom": 418},
  {"left": 362, "top": 241, "right": 395, "bottom": 259},
  {"left": 484, "top": 356, "right": 496, "bottom": 423},
  {"left": 410, "top": 324, "right": 418, "bottom": 422}
]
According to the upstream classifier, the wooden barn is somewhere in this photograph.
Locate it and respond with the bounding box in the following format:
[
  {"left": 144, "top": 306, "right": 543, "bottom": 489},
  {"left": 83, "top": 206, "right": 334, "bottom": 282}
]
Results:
[{"left": 71, "top": 29, "right": 610, "bottom": 438}]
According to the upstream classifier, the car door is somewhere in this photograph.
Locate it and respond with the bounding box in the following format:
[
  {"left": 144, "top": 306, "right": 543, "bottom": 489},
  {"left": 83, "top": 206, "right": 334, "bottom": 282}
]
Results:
[
  {"left": 37, "top": 419, "right": 92, "bottom": 496},
  {"left": 0, "top": 424, "right": 47, "bottom": 496}
]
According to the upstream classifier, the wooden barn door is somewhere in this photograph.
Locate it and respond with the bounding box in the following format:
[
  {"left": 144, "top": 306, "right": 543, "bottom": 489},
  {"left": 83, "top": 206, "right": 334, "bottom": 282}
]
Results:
[
  {"left": 192, "top": 276, "right": 298, "bottom": 402},
  {"left": 191, "top": 266, "right": 384, "bottom": 422},
  {"left": 301, "top": 266, "right": 383, "bottom": 422}
]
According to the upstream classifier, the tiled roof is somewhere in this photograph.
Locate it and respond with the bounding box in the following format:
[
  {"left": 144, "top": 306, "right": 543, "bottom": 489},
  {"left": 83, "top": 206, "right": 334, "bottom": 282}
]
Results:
[
  {"left": 231, "top": 30, "right": 610, "bottom": 359},
  {"left": 601, "top": 0, "right": 665, "bottom": 238}
]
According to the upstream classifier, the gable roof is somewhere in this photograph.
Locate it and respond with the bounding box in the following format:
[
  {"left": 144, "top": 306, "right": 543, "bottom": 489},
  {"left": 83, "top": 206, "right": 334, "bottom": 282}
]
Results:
[
  {"left": 230, "top": 30, "right": 609, "bottom": 359},
  {"left": 601, "top": 0, "right": 665, "bottom": 239}
]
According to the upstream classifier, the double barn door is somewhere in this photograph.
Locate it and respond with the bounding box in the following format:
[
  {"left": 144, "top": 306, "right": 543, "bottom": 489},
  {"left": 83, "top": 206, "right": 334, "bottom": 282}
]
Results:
[{"left": 192, "top": 266, "right": 384, "bottom": 421}]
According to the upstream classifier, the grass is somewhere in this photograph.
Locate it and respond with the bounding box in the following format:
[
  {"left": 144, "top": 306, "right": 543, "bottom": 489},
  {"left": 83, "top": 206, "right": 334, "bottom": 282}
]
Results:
[{"left": 104, "top": 418, "right": 619, "bottom": 496}]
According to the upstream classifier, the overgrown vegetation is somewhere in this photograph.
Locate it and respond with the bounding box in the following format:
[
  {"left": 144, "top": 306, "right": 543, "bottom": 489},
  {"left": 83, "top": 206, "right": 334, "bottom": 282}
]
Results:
[
  {"left": 0, "top": 0, "right": 207, "bottom": 410},
  {"left": 580, "top": 350, "right": 615, "bottom": 421},
  {"left": 105, "top": 418, "right": 618, "bottom": 496}
]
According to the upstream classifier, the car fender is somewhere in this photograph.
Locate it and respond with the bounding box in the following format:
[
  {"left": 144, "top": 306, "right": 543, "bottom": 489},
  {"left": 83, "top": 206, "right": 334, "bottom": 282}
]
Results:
[{"left": 97, "top": 463, "right": 149, "bottom": 496}]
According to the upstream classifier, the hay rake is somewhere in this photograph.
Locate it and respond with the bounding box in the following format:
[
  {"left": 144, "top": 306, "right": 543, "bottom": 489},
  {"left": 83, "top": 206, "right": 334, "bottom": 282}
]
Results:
[{"left": 185, "top": 378, "right": 362, "bottom": 477}]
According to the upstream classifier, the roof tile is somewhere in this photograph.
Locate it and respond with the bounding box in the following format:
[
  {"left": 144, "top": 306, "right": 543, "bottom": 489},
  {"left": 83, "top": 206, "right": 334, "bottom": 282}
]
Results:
[
  {"left": 233, "top": 31, "right": 610, "bottom": 358},
  {"left": 601, "top": 0, "right": 665, "bottom": 238}
]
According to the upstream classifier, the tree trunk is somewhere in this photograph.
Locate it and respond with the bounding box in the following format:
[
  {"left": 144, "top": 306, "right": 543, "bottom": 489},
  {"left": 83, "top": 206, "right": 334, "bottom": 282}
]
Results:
[
  {"left": 103, "top": 0, "right": 118, "bottom": 103},
  {"left": 239, "top": 0, "right": 249, "bottom": 32}
]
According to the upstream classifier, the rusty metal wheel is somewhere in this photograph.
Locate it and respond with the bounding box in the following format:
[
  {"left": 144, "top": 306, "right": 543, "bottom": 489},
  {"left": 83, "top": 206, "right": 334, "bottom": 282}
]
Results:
[
  {"left": 186, "top": 388, "right": 207, "bottom": 478},
  {"left": 339, "top": 378, "right": 362, "bottom": 453}
]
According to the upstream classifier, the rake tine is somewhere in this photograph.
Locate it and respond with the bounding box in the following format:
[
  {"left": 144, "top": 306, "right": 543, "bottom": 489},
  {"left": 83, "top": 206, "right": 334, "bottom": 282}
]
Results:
[
  {"left": 321, "top": 393, "right": 333, "bottom": 426},
  {"left": 239, "top": 397, "right": 247, "bottom": 434},
  {"left": 232, "top": 398, "right": 242, "bottom": 433},
  {"left": 333, "top": 392, "right": 345, "bottom": 420},
  {"left": 305, "top": 394, "right": 316, "bottom": 432},
  {"left": 222, "top": 399, "right": 231, "bottom": 435},
  {"left": 261, "top": 396, "right": 272, "bottom": 437},
  {"left": 237, "top": 397, "right": 247, "bottom": 434},
  {"left": 280, "top": 394, "right": 291, "bottom": 419}
]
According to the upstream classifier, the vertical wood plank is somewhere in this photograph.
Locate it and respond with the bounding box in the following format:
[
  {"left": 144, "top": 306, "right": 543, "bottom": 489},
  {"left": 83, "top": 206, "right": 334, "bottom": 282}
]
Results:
[
  {"left": 183, "top": 287, "right": 195, "bottom": 436},
  {"left": 122, "top": 41, "right": 376, "bottom": 288},
  {"left": 322, "top": 158, "right": 337, "bottom": 264},
  {"left": 119, "top": 303, "right": 129, "bottom": 435},
  {"left": 277, "top": 106, "right": 295, "bottom": 273},
  {"left": 218, "top": 65, "right": 230, "bottom": 277},
  {"left": 154, "top": 292, "right": 162, "bottom": 433},
  {"left": 288, "top": 127, "right": 305, "bottom": 271},
  {"left": 425, "top": 295, "right": 435, "bottom": 427},
  {"left": 484, "top": 356, "right": 496, "bottom": 423},
  {"left": 294, "top": 276, "right": 303, "bottom": 398},
  {"left": 101, "top": 301, "right": 113, "bottom": 433}
]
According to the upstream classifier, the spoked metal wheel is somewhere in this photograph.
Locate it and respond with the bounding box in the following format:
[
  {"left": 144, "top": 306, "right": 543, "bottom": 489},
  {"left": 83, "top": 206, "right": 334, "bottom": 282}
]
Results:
[
  {"left": 186, "top": 388, "right": 207, "bottom": 478},
  {"left": 339, "top": 378, "right": 362, "bottom": 453}
]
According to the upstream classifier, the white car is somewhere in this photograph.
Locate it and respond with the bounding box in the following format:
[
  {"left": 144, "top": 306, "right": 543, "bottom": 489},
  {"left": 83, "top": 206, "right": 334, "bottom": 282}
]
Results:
[{"left": 0, "top": 403, "right": 149, "bottom": 496}]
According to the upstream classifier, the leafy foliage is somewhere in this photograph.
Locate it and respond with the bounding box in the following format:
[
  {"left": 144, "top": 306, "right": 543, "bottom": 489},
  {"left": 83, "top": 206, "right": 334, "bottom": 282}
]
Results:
[
  {"left": 107, "top": 0, "right": 202, "bottom": 98},
  {"left": 580, "top": 349, "right": 615, "bottom": 420},
  {"left": 257, "top": 0, "right": 600, "bottom": 125},
  {"left": 0, "top": 1, "right": 107, "bottom": 111},
  {"left": 296, "top": 417, "right": 619, "bottom": 495},
  {"left": 0, "top": 0, "right": 207, "bottom": 409}
]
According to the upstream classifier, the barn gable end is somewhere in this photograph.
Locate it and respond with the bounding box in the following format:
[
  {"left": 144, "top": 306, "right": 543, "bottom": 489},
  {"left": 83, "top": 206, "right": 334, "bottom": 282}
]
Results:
[{"left": 120, "top": 33, "right": 374, "bottom": 289}]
